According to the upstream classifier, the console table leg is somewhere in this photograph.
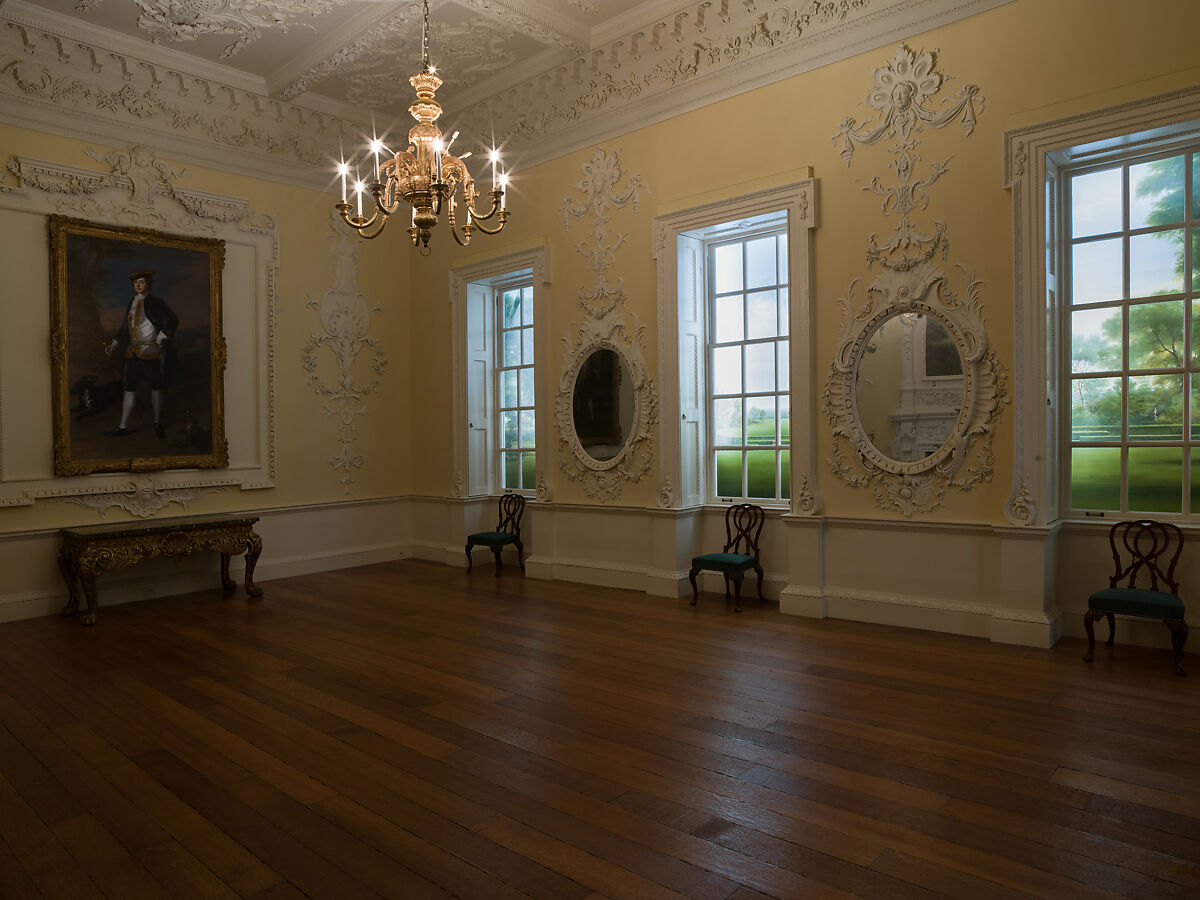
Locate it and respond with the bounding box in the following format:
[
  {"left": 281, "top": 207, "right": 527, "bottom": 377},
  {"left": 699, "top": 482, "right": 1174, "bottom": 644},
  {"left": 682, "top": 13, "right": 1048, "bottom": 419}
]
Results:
[
  {"left": 244, "top": 533, "right": 264, "bottom": 598},
  {"left": 220, "top": 553, "right": 235, "bottom": 591},
  {"left": 79, "top": 570, "right": 99, "bottom": 626},
  {"left": 57, "top": 547, "right": 80, "bottom": 617}
]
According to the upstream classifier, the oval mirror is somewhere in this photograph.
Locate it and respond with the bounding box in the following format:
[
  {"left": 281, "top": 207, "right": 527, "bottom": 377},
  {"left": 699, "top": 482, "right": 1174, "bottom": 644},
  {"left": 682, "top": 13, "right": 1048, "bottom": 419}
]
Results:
[
  {"left": 572, "top": 347, "right": 635, "bottom": 462},
  {"left": 854, "top": 312, "right": 965, "bottom": 463}
]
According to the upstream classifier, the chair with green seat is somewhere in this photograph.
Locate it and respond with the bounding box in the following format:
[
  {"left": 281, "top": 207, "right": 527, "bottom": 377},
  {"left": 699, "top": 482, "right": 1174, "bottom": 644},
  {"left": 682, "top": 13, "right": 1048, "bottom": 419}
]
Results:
[
  {"left": 689, "top": 503, "right": 766, "bottom": 613},
  {"left": 465, "top": 493, "right": 526, "bottom": 576},
  {"left": 1084, "top": 519, "right": 1188, "bottom": 676}
]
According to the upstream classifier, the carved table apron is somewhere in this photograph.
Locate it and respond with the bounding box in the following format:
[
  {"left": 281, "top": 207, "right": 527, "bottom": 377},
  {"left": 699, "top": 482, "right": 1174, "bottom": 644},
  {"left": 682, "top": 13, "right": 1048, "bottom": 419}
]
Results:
[{"left": 57, "top": 514, "right": 264, "bottom": 625}]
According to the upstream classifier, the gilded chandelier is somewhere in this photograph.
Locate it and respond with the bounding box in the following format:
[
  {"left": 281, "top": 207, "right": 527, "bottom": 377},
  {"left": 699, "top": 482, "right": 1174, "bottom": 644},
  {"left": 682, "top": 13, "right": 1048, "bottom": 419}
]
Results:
[{"left": 334, "top": 0, "right": 508, "bottom": 253}]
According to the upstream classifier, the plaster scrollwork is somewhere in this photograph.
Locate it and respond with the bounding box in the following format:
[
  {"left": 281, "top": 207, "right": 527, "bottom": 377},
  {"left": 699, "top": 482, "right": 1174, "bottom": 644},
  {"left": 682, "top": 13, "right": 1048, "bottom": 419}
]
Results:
[
  {"left": 62, "top": 482, "right": 226, "bottom": 518},
  {"left": 656, "top": 473, "right": 673, "bottom": 509},
  {"left": 822, "top": 45, "right": 1007, "bottom": 517},
  {"left": 556, "top": 315, "right": 658, "bottom": 502},
  {"left": 561, "top": 146, "right": 647, "bottom": 319},
  {"left": 536, "top": 472, "right": 553, "bottom": 503},
  {"left": 302, "top": 208, "right": 387, "bottom": 495},
  {"left": 77, "top": 0, "right": 336, "bottom": 59}
]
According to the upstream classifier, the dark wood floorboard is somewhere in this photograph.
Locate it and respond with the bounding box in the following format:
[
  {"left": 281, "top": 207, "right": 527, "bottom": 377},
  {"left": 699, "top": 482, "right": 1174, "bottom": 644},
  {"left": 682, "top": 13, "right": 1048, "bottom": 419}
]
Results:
[{"left": 0, "top": 558, "right": 1197, "bottom": 898}]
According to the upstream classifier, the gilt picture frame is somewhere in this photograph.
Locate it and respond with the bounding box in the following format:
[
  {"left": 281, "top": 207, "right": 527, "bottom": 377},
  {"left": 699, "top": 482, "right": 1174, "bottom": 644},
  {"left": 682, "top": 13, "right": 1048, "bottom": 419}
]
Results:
[{"left": 49, "top": 216, "right": 228, "bottom": 476}]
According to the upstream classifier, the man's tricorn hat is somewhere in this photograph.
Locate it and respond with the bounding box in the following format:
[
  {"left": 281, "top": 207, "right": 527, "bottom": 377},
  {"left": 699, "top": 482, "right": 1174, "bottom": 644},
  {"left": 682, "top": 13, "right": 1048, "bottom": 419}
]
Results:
[{"left": 128, "top": 270, "right": 154, "bottom": 283}]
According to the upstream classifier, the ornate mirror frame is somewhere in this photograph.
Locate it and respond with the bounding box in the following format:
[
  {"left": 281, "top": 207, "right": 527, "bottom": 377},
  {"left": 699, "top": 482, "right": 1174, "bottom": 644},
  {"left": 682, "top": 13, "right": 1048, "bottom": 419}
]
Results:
[
  {"left": 824, "top": 262, "right": 1004, "bottom": 515},
  {"left": 555, "top": 316, "right": 657, "bottom": 501}
]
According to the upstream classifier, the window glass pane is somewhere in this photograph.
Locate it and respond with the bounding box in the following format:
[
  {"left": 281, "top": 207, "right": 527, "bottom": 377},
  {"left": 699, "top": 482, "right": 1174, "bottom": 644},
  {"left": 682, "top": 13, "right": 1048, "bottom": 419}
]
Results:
[
  {"left": 1071, "top": 307, "right": 1121, "bottom": 373},
  {"left": 501, "top": 410, "right": 518, "bottom": 448},
  {"left": 777, "top": 339, "right": 789, "bottom": 390},
  {"left": 521, "top": 288, "right": 533, "bottom": 326},
  {"left": 503, "top": 330, "right": 520, "bottom": 366},
  {"left": 502, "top": 290, "right": 522, "bottom": 327},
  {"left": 503, "top": 451, "right": 519, "bottom": 489},
  {"left": 712, "top": 346, "right": 741, "bottom": 394},
  {"left": 745, "top": 398, "right": 775, "bottom": 446},
  {"left": 1128, "top": 300, "right": 1184, "bottom": 370},
  {"left": 746, "top": 450, "right": 776, "bottom": 499},
  {"left": 522, "top": 327, "right": 534, "bottom": 364},
  {"left": 778, "top": 234, "right": 788, "bottom": 282},
  {"left": 745, "top": 343, "right": 775, "bottom": 393},
  {"left": 1193, "top": 231, "right": 1200, "bottom": 292},
  {"left": 1128, "top": 447, "right": 1182, "bottom": 513},
  {"left": 1071, "top": 168, "right": 1122, "bottom": 238},
  {"left": 747, "top": 290, "right": 778, "bottom": 339},
  {"left": 779, "top": 395, "right": 790, "bottom": 445},
  {"left": 1130, "top": 156, "right": 1185, "bottom": 229},
  {"left": 1129, "top": 373, "right": 1183, "bottom": 440},
  {"left": 1193, "top": 154, "right": 1200, "bottom": 219},
  {"left": 501, "top": 369, "right": 518, "bottom": 407},
  {"left": 714, "top": 295, "right": 744, "bottom": 342},
  {"left": 1070, "top": 376, "right": 1121, "bottom": 441},
  {"left": 780, "top": 449, "right": 790, "bottom": 500},
  {"left": 519, "top": 367, "right": 534, "bottom": 407},
  {"left": 1192, "top": 375, "right": 1200, "bottom": 439},
  {"left": 1072, "top": 238, "right": 1123, "bottom": 303},
  {"left": 1192, "top": 449, "right": 1200, "bottom": 513},
  {"left": 519, "top": 410, "right": 535, "bottom": 447},
  {"left": 715, "top": 450, "right": 741, "bottom": 497},
  {"left": 746, "top": 236, "right": 776, "bottom": 289},
  {"left": 1130, "top": 230, "right": 1184, "bottom": 297},
  {"left": 778, "top": 287, "right": 789, "bottom": 333},
  {"left": 1071, "top": 447, "right": 1121, "bottom": 510},
  {"left": 713, "top": 243, "right": 743, "bottom": 293},
  {"left": 713, "top": 398, "right": 742, "bottom": 445},
  {"left": 520, "top": 451, "right": 536, "bottom": 490}
]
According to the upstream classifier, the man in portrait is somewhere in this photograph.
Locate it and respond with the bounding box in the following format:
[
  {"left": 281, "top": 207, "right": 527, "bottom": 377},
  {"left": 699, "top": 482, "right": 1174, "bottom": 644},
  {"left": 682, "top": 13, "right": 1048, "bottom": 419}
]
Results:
[{"left": 104, "top": 270, "right": 179, "bottom": 439}]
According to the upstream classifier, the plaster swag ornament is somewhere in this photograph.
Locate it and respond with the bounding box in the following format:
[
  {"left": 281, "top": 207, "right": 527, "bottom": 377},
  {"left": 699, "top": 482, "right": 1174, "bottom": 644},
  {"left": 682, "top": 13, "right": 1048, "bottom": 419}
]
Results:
[
  {"left": 823, "top": 45, "right": 1007, "bottom": 516},
  {"left": 77, "top": 0, "right": 337, "bottom": 58},
  {"left": 62, "top": 483, "right": 226, "bottom": 518},
  {"left": 303, "top": 210, "right": 387, "bottom": 494},
  {"left": 561, "top": 147, "right": 647, "bottom": 319}
]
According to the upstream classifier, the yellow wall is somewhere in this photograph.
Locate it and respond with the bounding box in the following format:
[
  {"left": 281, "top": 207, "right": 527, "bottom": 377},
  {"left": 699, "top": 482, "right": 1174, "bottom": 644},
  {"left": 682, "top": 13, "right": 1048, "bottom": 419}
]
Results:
[{"left": 395, "top": 0, "right": 1200, "bottom": 520}]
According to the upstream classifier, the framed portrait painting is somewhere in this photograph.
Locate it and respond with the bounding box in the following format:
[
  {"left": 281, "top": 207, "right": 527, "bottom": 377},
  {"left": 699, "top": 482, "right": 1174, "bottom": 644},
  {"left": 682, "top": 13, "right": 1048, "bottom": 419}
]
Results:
[{"left": 49, "top": 216, "right": 228, "bottom": 475}]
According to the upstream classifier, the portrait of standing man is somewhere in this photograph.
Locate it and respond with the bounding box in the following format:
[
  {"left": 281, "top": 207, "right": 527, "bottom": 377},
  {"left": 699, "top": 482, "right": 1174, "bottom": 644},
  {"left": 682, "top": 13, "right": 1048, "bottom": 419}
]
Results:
[{"left": 105, "top": 270, "right": 179, "bottom": 439}]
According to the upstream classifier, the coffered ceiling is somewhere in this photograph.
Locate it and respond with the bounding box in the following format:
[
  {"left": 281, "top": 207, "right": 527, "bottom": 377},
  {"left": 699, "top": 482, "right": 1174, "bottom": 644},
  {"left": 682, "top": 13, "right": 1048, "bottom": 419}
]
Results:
[{"left": 0, "top": 0, "right": 1012, "bottom": 183}]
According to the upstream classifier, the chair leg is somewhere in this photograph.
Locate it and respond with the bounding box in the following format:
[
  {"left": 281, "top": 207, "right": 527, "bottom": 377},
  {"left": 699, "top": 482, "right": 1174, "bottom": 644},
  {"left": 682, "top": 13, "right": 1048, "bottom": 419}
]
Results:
[
  {"left": 492, "top": 547, "right": 503, "bottom": 576},
  {"left": 688, "top": 567, "right": 700, "bottom": 606},
  {"left": 516, "top": 540, "right": 525, "bottom": 572},
  {"left": 1105, "top": 612, "right": 1115, "bottom": 646},
  {"left": 732, "top": 573, "right": 744, "bottom": 613},
  {"left": 723, "top": 573, "right": 731, "bottom": 598},
  {"left": 754, "top": 564, "right": 765, "bottom": 603},
  {"left": 465, "top": 542, "right": 473, "bottom": 573},
  {"left": 1083, "top": 609, "right": 1102, "bottom": 661},
  {"left": 1166, "top": 618, "right": 1188, "bottom": 676}
]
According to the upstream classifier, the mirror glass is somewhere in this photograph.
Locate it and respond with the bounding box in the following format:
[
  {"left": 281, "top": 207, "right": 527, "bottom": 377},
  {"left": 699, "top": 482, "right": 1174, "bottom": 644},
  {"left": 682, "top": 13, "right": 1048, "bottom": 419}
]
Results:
[
  {"left": 855, "top": 312, "right": 965, "bottom": 462},
  {"left": 572, "top": 348, "right": 635, "bottom": 461}
]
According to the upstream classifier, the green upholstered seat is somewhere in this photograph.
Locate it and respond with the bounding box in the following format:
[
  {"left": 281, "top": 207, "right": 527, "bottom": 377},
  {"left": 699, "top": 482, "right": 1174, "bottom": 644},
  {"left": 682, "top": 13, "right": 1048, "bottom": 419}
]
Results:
[
  {"left": 688, "top": 504, "right": 766, "bottom": 613},
  {"left": 1088, "top": 587, "right": 1184, "bottom": 620},
  {"left": 467, "top": 530, "right": 518, "bottom": 546},
  {"left": 691, "top": 552, "right": 757, "bottom": 573},
  {"left": 1084, "top": 519, "right": 1188, "bottom": 676},
  {"left": 466, "top": 494, "right": 525, "bottom": 576}
]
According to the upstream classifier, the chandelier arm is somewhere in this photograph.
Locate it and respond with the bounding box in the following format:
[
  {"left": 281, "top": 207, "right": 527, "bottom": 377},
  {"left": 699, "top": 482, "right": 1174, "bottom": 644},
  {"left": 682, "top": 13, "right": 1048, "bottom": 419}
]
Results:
[
  {"left": 336, "top": 203, "right": 382, "bottom": 231},
  {"left": 465, "top": 192, "right": 502, "bottom": 222},
  {"left": 355, "top": 212, "right": 391, "bottom": 240},
  {"left": 466, "top": 211, "right": 508, "bottom": 235}
]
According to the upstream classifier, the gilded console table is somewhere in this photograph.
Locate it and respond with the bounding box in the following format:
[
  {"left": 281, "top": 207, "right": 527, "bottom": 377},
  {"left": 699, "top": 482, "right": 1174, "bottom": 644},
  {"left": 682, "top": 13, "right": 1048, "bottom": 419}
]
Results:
[{"left": 57, "top": 514, "right": 263, "bottom": 625}]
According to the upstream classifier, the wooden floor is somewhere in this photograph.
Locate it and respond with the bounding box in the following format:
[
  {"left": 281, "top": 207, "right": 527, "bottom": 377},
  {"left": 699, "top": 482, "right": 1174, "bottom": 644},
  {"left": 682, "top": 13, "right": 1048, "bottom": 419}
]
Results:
[{"left": 0, "top": 560, "right": 1197, "bottom": 899}]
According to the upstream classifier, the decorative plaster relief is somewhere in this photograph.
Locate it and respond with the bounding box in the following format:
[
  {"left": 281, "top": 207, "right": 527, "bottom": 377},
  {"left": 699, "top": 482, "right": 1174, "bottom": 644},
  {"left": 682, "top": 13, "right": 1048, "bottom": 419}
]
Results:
[
  {"left": 560, "top": 146, "right": 647, "bottom": 319},
  {"left": 302, "top": 208, "right": 387, "bottom": 495},
  {"left": 822, "top": 45, "right": 1007, "bottom": 516},
  {"left": 76, "top": 0, "right": 337, "bottom": 59},
  {"left": 1, "top": 143, "right": 278, "bottom": 509}
]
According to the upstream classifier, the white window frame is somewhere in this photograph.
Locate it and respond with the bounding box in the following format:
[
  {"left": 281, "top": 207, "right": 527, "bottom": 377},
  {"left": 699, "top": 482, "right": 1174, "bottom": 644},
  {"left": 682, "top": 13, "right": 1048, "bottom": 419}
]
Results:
[
  {"left": 494, "top": 275, "right": 537, "bottom": 495},
  {"left": 1005, "top": 85, "right": 1200, "bottom": 526},
  {"left": 653, "top": 181, "right": 818, "bottom": 512},
  {"left": 450, "top": 248, "right": 548, "bottom": 499}
]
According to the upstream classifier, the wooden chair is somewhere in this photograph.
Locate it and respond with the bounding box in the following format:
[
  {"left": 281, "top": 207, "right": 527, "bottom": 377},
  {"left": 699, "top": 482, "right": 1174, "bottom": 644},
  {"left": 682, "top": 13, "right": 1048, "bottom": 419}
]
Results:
[
  {"left": 465, "top": 493, "right": 526, "bottom": 576},
  {"left": 689, "top": 503, "right": 766, "bottom": 613},
  {"left": 1084, "top": 519, "right": 1188, "bottom": 676}
]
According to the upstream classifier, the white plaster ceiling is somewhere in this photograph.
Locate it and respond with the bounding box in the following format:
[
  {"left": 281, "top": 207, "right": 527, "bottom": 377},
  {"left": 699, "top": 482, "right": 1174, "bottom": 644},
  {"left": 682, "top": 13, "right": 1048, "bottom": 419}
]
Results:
[{"left": 10, "top": 0, "right": 678, "bottom": 120}]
